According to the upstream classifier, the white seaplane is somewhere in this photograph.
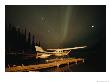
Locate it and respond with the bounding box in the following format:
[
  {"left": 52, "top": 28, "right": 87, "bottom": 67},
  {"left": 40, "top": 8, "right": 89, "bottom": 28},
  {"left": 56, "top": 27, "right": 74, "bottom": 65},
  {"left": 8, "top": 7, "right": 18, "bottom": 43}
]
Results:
[{"left": 35, "top": 45, "right": 87, "bottom": 59}]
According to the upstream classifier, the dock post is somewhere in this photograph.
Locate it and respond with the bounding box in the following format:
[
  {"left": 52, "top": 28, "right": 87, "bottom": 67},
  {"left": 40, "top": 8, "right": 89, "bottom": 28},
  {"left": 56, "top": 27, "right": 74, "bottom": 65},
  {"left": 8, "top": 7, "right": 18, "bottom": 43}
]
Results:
[
  {"left": 8, "top": 64, "right": 10, "bottom": 69},
  {"left": 67, "top": 62, "right": 70, "bottom": 68},
  {"left": 57, "top": 63, "right": 59, "bottom": 68},
  {"left": 68, "top": 62, "right": 69, "bottom": 65},
  {"left": 46, "top": 60, "right": 48, "bottom": 63},
  {"left": 22, "top": 64, "right": 24, "bottom": 66},
  {"left": 67, "top": 62, "right": 69, "bottom": 66},
  {"left": 83, "top": 59, "right": 84, "bottom": 63},
  {"left": 75, "top": 61, "right": 77, "bottom": 64}
]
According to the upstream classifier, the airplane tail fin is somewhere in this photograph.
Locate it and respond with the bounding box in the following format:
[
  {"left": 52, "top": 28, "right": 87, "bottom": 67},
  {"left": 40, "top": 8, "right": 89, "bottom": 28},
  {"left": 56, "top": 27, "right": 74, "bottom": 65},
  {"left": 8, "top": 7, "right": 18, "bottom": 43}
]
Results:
[{"left": 35, "top": 46, "right": 45, "bottom": 52}]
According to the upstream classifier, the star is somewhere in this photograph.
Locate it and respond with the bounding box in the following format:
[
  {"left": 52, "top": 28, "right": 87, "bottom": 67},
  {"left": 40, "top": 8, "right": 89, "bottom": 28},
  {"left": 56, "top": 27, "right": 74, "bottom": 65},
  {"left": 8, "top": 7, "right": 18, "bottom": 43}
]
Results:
[
  {"left": 48, "top": 30, "right": 50, "bottom": 33},
  {"left": 41, "top": 17, "right": 45, "bottom": 21},
  {"left": 91, "top": 25, "right": 94, "bottom": 28}
]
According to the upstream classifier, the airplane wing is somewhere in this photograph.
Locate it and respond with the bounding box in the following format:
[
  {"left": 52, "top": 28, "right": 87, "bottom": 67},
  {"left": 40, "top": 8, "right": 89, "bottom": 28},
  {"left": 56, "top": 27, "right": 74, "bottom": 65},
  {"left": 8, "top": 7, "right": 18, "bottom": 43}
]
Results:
[
  {"left": 38, "top": 51, "right": 59, "bottom": 54},
  {"left": 47, "top": 46, "right": 87, "bottom": 51}
]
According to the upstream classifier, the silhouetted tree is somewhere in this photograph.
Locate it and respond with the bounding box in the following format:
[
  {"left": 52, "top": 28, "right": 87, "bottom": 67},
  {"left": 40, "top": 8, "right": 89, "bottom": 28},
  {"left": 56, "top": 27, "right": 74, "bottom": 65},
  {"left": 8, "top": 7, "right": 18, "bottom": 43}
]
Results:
[
  {"left": 23, "top": 28, "right": 27, "bottom": 50},
  {"left": 5, "top": 24, "right": 40, "bottom": 66},
  {"left": 31, "top": 35, "right": 36, "bottom": 53},
  {"left": 6, "top": 24, "right": 39, "bottom": 53},
  {"left": 24, "top": 28, "right": 26, "bottom": 42},
  {"left": 17, "top": 27, "right": 21, "bottom": 50},
  {"left": 27, "top": 32, "right": 31, "bottom": 49}
]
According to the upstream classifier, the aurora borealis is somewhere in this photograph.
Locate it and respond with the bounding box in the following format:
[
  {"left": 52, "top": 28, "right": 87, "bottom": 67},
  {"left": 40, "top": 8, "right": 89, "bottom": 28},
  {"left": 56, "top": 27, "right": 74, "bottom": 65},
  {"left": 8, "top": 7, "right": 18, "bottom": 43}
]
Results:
[{"left": 5, "top": 5, "right": 106, "bottom": 49}]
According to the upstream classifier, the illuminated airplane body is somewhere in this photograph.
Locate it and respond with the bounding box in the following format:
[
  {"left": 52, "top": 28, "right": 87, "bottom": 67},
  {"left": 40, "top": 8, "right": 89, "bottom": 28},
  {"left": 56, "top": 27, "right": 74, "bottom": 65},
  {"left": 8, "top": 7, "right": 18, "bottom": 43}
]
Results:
[{"left": 35, "top": 46, "right": 87, "bottom": 59}]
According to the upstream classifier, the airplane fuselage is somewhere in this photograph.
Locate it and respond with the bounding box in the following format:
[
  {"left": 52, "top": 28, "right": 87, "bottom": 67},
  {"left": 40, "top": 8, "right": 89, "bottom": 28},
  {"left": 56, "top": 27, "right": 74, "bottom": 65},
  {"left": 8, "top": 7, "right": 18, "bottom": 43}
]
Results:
[{"left": 35, "top": 46, "right": 86, "bottom": 59}]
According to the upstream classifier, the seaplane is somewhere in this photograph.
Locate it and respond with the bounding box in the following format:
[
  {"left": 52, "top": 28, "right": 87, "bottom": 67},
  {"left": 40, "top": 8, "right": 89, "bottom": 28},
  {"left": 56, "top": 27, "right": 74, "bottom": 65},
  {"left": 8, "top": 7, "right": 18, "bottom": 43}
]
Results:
[{"left": 35, "top": 45, "right": 87, "bottom": 59}]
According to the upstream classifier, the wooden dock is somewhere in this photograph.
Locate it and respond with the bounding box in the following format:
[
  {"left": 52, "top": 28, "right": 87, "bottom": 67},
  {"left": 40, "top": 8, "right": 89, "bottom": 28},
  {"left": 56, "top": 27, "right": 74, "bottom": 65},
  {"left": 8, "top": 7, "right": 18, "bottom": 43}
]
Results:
[{"left": 5, "top": 58, "right": 84, "bottom": 72}]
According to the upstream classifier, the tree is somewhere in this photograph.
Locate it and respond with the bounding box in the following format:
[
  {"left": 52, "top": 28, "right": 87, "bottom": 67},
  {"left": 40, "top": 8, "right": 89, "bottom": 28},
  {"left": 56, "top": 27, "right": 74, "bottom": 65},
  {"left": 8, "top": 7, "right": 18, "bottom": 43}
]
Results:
[
  {"left": 27, "top": 32, "right": 31, "bottom": 49},
  {"left": 32, "top": 35, "right": 36, "bottom": 53}
]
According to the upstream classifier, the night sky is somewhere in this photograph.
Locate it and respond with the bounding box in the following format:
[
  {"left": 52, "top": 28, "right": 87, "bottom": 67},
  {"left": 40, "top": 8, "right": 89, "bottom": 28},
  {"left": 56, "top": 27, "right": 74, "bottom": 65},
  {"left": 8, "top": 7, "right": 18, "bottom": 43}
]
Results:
[{"left": 5, "top": 5, "right": 106, "bottom": 49}]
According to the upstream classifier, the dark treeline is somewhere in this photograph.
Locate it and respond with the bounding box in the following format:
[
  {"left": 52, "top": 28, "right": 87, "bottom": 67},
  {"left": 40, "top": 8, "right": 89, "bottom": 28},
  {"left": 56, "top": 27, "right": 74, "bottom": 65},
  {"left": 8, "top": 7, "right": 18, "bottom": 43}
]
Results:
[
  {"left": 5, "top": 24, "right": 38, "bottom": 54},
  {"left": 5, "top": 24, "right": 49, "bottom": 66},
  {"left": 5, "top": 24, "right": 40, "bottom": 66}
]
